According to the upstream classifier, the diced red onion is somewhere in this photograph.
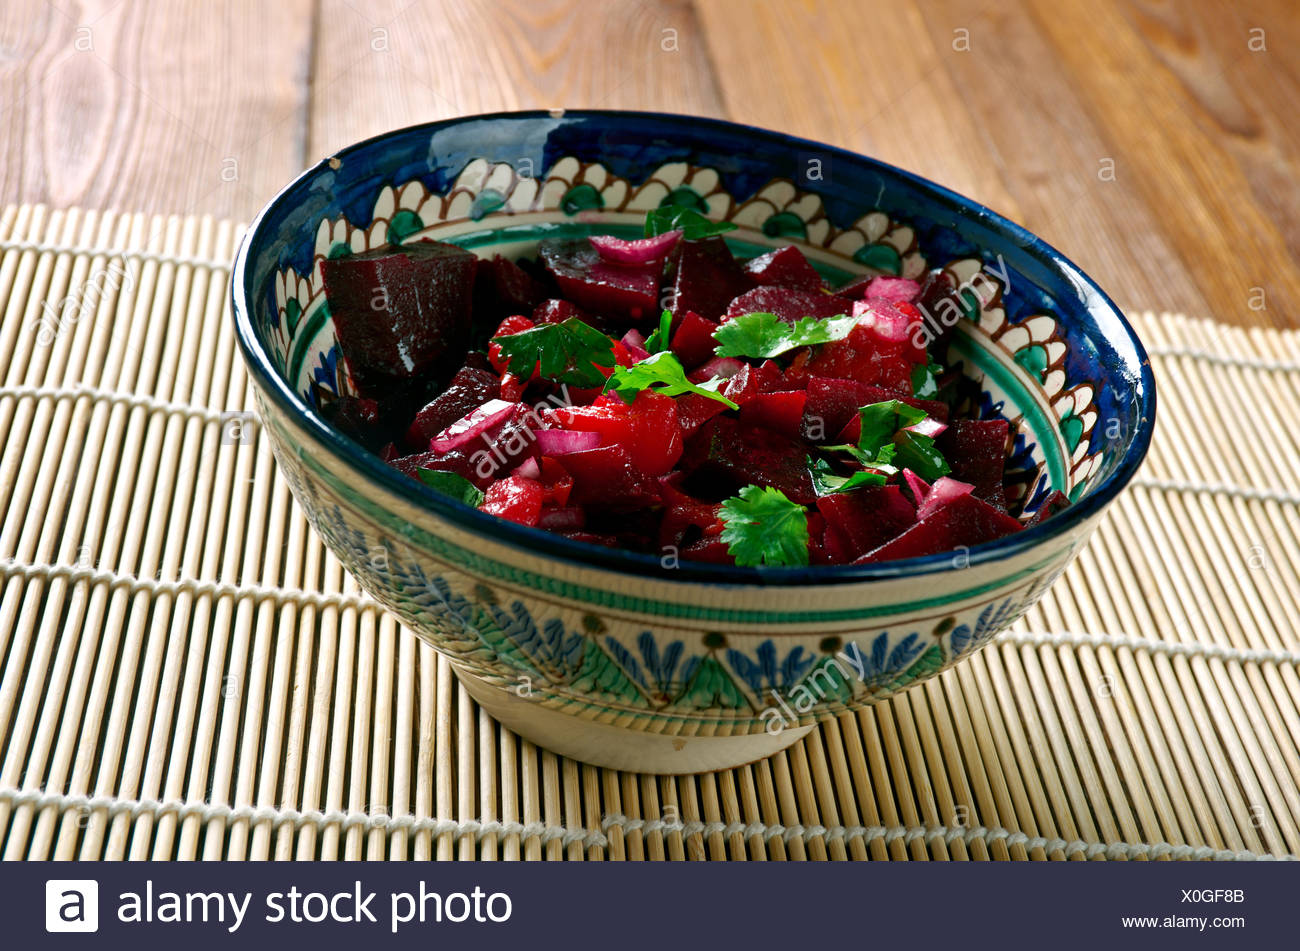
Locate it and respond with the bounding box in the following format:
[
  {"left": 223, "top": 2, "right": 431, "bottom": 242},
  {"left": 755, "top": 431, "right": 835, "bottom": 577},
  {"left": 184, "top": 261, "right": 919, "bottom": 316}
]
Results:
[
  {"left": 536, "top": 429, "right": 601, "bottom": 455},
  {"left": 852, "top": 299, "right": 915, "bottom": 342},
  {"left": 864, "top": 276, "right": 921, "bottom": 304},
  {"left": 513, "top": 457, "right": 541, "bottom": 480},
  {"left": 430, "top": 399, "right": 516, "bottom": 452},
  {"left": 903, "top": 469, "right": 931, "bottom": 508},
  {"left": 590, "top": 230, "right": 683, "bottom": 265},
  {"left": 917, "top": 476, "right": 975, "bottom": 521},
  {"left": 903, "top": 417, "right": 948, "bottom": 439},
  {"left": 690, "top": 356, "right": 745, "bottom": 383},
  {"left": 620, "top": 328, "right": 652, "bottom": 362}
]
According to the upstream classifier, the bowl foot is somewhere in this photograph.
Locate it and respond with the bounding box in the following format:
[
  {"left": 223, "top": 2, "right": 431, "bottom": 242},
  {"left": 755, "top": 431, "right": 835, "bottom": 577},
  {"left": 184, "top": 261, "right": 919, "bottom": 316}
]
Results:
[{"left": 451, "top": 664, "right": 814, "bottom": 774}]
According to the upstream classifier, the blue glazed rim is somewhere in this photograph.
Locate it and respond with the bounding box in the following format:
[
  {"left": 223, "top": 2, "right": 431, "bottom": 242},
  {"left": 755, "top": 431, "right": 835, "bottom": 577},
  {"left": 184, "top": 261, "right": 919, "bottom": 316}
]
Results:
[{"left": 231, "top": 109, "right": 1156, "bottom": 587}]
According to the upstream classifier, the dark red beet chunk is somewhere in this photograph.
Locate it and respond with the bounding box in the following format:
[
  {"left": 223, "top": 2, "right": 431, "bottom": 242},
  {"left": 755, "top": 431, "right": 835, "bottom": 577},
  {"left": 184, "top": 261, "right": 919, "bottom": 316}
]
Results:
[
  {"left": 320, "top": 240, "right": 477, "bottom": 396},
  {"left": 539, "top": 239, "right": 661, "bottom": 324},
  {"left": 472, "top": 255, "right": 549, "bottom": 338},
  {"left": 562, "top": 444, "right": 661, "bottom": 509},
  {"left": 938, "top": 419, "right": 1009, "bottom": 504},
  {"left": 671, "top": 237, "right": 754, "bottom": 322},
  {"left": 532, "top": 297, "right": 594, "bottom": 326},
  {"left": 739, "top": 391, "right": 808, "bottom": 441},
  {"left": 742, "top": 246, "right": 824, "bottom": 291},
  {"left": 389, "top": 448, "right": 489, "bottom": 489},
  {"left": 856, "top": 492, "right": 1023, "bottom": 563},
  {"left": 403, "top": 366, "right": 500, "bottom": 450},
  {"left": 674, "top": 391, "right": 730, "bottom": 438},
  {"left": 817, "top": 485, "right": 916, "bottom": 561},
  {"left": 320, "top": 395, "right": 381, "bottom": 446},
  {"left": 680, "top": 417, "right": 817, "bottom": 504},
  {"left": 669, "top": 310, "right": 720, "bottom": 369},
  {"left": 721, "top": 360, "right": 784, "bottom": 406},
  {"left": 724, "top": 285, "right": 846, "bottom": 323}
]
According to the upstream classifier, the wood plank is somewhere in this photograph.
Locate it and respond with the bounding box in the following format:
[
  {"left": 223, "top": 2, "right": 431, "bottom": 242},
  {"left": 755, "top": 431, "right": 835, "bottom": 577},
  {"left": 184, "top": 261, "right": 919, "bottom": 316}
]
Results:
[
  {"left": 919, "top": 0, "right": 1211, "bottom": 321},
  {"left": 696, "top": 0, "right": 1022, "bottom": 220},
  {"left": 1024, "top": 0, "right": 1300, "bottom": 327},
  {"left": 0, "top": 0, "right": 313, "bottom": 222},
  {"left": 307, "top": 0, "right": 726, "bottom": 160}
]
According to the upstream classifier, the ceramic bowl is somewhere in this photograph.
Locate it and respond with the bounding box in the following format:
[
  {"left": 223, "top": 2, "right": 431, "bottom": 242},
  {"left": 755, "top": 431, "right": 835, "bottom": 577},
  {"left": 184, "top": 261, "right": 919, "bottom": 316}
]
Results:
[{"left": 231, "top": 110, "right": 1155, "bottom": 774}]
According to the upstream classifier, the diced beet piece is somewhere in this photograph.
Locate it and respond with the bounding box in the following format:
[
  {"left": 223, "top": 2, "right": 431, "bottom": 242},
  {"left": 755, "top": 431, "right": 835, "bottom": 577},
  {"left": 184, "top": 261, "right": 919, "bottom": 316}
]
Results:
[
  {"left": 658, "top": 480, "right": 723, "bottom": 551},
  {"left": 403, "top": 366, "right": 500, "bottom": 450},
  {"left": 671, "top": 237, "right": 754, "bottom": 322},
  {"left": 562, "top": 445, "right": 661, "bottom": 509},
  {"left": 680, "top": 535, "right": 735, "bottom": 564},
  {"left": 537, "top": 505, "right": 586, "bottom": 531},
  {"left": 723, "top": 285, "right": 845, "bottom": 323},
  {"left": 817, "top": 379, "right": 949, "bottom": 445},
  {"left": 539, "top": 238, "right": 661, "bottom": 323},
  {"left": 801, "top": 324, "right": 912, "bottom": 392},
  {"left": 549, "top": 391, "right": 683, "bottom": 476},
  {"left": 742, "top": 246, "right": 824, "bottom": 291},
  {"left": 537, "top": 456, "right": 574, "bottom": 507},
  {"left": 390, "top": 448, "right": 490, "bottom": 489},
  {"left": 739, "top": 390, "right": 808, "bottom": 441},
  {"left": 669, "top": 310, "right": 721, "bottom": 369},
  {"left": 674, "top": 391, "right": 731, "bottom": 439},
  {"left": 721, "top": 360, "right": 785, "bottom": 406},
  {"left": 864, "top": 276, "right": 921, "bottom": 304},
  {"left": 852, "top": 299, "right": 927, "bottom": 363},
  {"left": 532, "top": 297, "right": 594, "bottom": 326},
  {"left": 801, "top": 376, "right": 878, "bottom": 441},
  {"left": 832, "top": 273, "right": 874, "bottom": 300},
  {"left": 320, "top": 240, "right": 477, "bottom": 396},
  {"left": 481, "top": 476, "right": 545, "bottom": 526},
  {"left": 379, "top": 442, "right": 400, "bottom": 462},
  {"left": 680, "top": 417, "right": 817, "bottom": 504},
  {"left": 1025, "top": 489, "right": 1071, "bottom": 528},
  {"left": 816, "top": 485, "right": 917, "bottom": 561},
  {"left": 320, "top": 395, "right": 381, "bottom": 446},
  {"left": 937, "top": 419, "right": 1009, "bottom": 503},
  {"left": 856, "top": 492, "right": 1024, "bottom": 563},
  {"left": 473, "top": 254, "right": 549, "bottom": 339}
]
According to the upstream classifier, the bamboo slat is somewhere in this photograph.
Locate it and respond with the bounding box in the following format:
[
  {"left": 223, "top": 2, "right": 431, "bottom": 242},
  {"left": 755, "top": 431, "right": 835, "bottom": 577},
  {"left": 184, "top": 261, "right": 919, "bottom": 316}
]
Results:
[{"left": 0, "top": 205, "right": 1296, "bottom": 861}]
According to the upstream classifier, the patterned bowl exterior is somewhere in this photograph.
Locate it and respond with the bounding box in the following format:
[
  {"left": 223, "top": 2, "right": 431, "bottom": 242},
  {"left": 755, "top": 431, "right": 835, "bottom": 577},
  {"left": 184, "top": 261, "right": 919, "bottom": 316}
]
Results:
[{"left": 232, "top": 111, "right": 1154, "bottom": 740}]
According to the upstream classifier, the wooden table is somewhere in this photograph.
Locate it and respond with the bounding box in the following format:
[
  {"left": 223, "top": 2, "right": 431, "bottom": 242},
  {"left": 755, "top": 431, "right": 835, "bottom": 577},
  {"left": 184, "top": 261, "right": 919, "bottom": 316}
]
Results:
[{"left": 1, "top": 0, "right": 1295, "bottom": 328}]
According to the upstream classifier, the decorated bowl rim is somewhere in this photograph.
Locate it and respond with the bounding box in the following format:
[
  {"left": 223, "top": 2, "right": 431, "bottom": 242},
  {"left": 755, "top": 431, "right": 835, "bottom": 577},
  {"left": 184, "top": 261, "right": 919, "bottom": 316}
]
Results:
[{"left": 231, "top": 108, "right": 1156, "bottom": 587}]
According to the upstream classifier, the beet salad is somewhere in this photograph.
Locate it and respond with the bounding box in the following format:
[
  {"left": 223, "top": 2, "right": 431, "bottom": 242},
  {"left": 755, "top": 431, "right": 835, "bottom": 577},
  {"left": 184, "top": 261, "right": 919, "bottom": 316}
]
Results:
[{"left": 314, "top": 203, "right": 1068, "bottom": 568}]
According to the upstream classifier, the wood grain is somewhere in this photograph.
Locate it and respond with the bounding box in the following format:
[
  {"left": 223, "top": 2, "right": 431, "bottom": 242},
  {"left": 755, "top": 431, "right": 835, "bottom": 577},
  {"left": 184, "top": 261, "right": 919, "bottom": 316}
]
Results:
[{"left": 0, "top": 0, "right": 1296, "bottom": 327}]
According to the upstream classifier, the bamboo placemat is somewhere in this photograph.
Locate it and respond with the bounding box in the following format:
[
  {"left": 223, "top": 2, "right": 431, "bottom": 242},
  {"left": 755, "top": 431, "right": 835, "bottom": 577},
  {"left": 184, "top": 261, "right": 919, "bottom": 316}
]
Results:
[{"left": 0, "top": 203, "right": 1297, "bottom": 862}]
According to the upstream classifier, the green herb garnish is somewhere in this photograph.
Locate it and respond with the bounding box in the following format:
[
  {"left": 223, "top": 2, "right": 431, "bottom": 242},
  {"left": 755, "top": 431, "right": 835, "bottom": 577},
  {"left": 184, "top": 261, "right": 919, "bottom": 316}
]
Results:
[
  {"left": 415, "top": 469, "right": 486, "bottom": 507},
  {"left": 491, "top": 317, "right": 615, "bottom": 388},
  {"left": 604, "top": 351, "right": 739, "bottom": 410},
  {"left": 893, "top": 430, "right": 951, "bottom": 481},
  {"left": 910, "top": 361, "right": 943, "bottom": 399},
  {"left": 719, "top": 485, "right": 810, "bottom": 567},
  {"left": 807, "top": 456, "right": 888, "bottom": 495},
  {"left": 645, "top": 204, "right": 737, "bottom": 241},
  {"left": 852, "top": 400, "right": 950, "bottom": 481},
  {"left": 712, "top": 311, "right": 859, "bottom": 360},
  {"left": 858, "top": 400, "right": 927, "bottom": 455},
  {"left": 644, "top": 308, "right": 673, "bottom": 354}
]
